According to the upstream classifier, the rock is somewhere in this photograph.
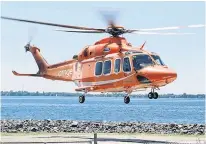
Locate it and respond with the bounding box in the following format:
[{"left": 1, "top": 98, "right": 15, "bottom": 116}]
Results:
[
  {"left": 71, "top": 121, "right": 78, "bottom": 127},
  {"left": 31, "top": 127, "right": 38, "bottom": 132},
  {"left": 16, "top": 124, "right": 23, "bottom": 129},
  {"left": 170, "top": 123, "right": 176, "bottom": 128},
  {"left": 181, "top": 129, "right": 188, "bottom": 134},
  {"left": 178, "top": 124, "right": 183, "bottom": 128},
  {"left": 9, "top": 130, "right": 17, "bottom": 133},
  {"left": 52, "top": 127, "right": 58, "bottom": 133},
  {"left": 123, "top": 126, "right": 132, "bottom": 132}
]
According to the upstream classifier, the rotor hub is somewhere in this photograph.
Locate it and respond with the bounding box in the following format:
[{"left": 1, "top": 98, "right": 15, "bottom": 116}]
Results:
[{"left": 106, "top": 27, "right": 126, "bottom": 37}]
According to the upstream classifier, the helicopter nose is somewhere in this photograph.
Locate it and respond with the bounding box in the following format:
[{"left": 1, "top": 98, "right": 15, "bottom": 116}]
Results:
[
  {"left": 165, "top": 69, "right": 177, "bottom": 83},
  {"left": 161, "top": 69, "right": 177, "bottom": 83},
  {"left": 138, "top": 66, "right": 177, "bottom": 83}
]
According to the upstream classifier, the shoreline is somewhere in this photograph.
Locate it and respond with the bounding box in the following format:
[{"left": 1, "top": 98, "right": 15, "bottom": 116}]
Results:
[
  {"left": 1, "top": 120, "right": 205, "bottom": 135},
  {"left": 1, "top": 95, "right": 205, "bottom": 99}
]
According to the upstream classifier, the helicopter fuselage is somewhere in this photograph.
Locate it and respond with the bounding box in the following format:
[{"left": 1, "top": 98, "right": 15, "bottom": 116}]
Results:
[{"left": 37, "top": 37, "right": 177, "bottom": 93}]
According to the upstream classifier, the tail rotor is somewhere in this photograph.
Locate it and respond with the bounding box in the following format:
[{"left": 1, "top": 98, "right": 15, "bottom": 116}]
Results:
[
  {"left": 24, "top": 42, "right": 31, "bottom": 52},
  {"left": 24, "top": 27, "right": 37, "bottom": 52}
]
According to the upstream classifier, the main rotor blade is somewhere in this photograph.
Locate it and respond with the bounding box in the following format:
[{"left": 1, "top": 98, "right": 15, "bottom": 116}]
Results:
[
  {"left": 132, "top": 24, "right": 205, "bottom": 32},
  {"left": 132, "top": 32, "right": 195, "bottom": 35},
  {"left": 55, "top": 29, "right": 106, "bottom": 33},
  {"left": 1, "top": 16, "right": 105, "bottom": 31}
]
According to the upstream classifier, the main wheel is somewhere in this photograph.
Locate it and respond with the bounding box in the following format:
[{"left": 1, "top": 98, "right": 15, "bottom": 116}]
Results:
[
  {"left": 124, "top": 96, "right": 130, "bottom": 104},
  {"left": 153, "top": 92, "right": 159, "bottom": 99},
  {"left": 148, "top": 92, "right": 154, "bottom": 99},
  {"left": 79, "top": 95, "right": 85, "bottom": 103}
]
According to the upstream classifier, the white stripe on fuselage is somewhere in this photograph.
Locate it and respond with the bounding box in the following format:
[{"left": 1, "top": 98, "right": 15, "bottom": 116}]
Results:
[{"left": 74, "top": 73, "right": 136, "bottom": 87}]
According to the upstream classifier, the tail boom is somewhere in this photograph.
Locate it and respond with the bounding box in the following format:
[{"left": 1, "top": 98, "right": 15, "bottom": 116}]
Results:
[
  {"left": 29, "top": 46, "right": 76, "bottom": 80},
  {"left": 12, "top": 45, "right": 76, "bottom": 82}
]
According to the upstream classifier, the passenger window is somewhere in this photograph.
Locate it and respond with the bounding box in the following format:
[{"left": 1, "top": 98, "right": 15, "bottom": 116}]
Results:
[
  {"left": 95, "top": 62, "right": 103, "bottom": 76},
  {"left": 103, "top": 60, "right": 111, "bottom": 75},
  {"left": 123, "top": 57, "right": 131, "bottom": 72},
  {"left": 114, "top": 59, "right": 121, "bottom": 73}
]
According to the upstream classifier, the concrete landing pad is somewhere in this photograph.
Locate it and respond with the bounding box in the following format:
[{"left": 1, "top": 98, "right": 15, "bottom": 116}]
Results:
[{"left": 1, "top": 133, "right": 205, "bottom": 144}]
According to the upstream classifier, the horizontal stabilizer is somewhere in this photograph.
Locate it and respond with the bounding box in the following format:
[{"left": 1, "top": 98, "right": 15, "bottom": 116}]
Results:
[{"left": 12, "top": 70, "right": 41, "bottom": 77}]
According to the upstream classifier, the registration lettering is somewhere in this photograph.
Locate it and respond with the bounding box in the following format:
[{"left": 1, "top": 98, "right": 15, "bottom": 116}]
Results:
[{"left": 58, "top": 69, "right": 73, "bottom": 77}]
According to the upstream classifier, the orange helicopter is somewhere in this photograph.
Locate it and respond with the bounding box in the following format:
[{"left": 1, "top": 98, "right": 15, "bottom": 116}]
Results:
[{"left": 1, "top": 16, "right": 205, "bottom": 104}]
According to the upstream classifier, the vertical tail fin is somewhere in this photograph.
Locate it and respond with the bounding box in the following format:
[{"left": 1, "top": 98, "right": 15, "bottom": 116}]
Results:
[{"left": 28, "top": 46, "right": 49, "bottom": 74}]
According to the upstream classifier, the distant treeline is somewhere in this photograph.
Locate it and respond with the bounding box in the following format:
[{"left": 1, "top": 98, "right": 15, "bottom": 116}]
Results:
[{"left": 1, "top": 91, "right": 205, "bottom": 98}]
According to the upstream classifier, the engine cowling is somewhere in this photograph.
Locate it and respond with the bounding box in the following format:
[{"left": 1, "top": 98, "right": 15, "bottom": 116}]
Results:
[{"left": 77, "top": 37, "right": 131, "bottom": 61}]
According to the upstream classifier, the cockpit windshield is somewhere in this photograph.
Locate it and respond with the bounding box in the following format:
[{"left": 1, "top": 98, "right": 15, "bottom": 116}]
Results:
[
  {"left": 132, "top": 54, "right": 154, "bottom": 70},
  {"left": 151, "top": 55, "right": 165, "bottom": 66}
]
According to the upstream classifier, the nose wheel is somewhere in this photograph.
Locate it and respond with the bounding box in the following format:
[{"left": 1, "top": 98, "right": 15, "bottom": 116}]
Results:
[
  {"left": 148, "top": 89, "right": 159, "bottom": 99},
  {"left": 153, "top": 92, "right": 158, "bottom": 99},
  {"left": 79, "top": 95, "right": 85, "bottom": 103},
  {"left": 148, "top": 92, "right": 154, "bottom": 99}
]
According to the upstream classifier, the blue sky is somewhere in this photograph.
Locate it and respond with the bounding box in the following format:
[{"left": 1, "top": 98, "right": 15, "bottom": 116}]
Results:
[{"left": 1, "top": 1, "right": 205, "bottom": 94}]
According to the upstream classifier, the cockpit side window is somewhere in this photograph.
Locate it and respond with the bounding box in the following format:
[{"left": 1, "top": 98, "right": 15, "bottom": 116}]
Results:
[
  {"left": 123, "top": 57, "right": 131, "bottom": 72},
  {"left": 132, "top": 54, "right": 153, "bottom": 70},
  {"left": 151, "top": 55, "right": 165, "bottom": 66}
]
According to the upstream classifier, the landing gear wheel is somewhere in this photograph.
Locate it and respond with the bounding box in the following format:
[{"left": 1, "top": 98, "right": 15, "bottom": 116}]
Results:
[
  {"left": 153, "top": 92, "right": 159, "bottom": 99},
  {"left": 124, "top": 96, "right": 130, "bottom": 104},
  {"left": 79, "top": 95, "right": 85, "bottom": 103},
  {"left": 148, "top": 92, "right": 154, "bottom": 99}
]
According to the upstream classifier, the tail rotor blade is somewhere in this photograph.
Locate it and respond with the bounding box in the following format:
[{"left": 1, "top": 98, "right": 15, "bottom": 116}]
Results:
[{"left": 28, "top": 27, "right": 38, "bottom": 44}]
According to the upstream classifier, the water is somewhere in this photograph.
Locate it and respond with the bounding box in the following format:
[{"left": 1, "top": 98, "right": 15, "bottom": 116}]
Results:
[{"left": 1, "top": 96, "right": 205, "bottom": 124}]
